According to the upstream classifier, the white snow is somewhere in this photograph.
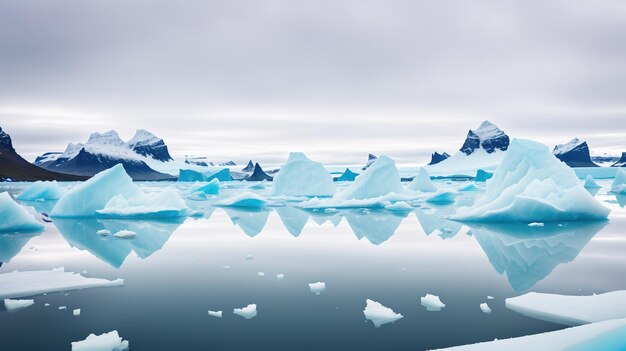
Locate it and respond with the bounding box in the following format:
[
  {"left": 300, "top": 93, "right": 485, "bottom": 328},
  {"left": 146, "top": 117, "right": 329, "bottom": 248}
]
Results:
[
  {"left": 113, "top": 230, "right": 136, "bottom": 238},
  {"left": 16, "top": 181, "right": 63, "bottom": 201},
  {"left": 0, "top": 192, "right": 44, "bottom": 232},
  {"left": 216, "top": 192, "right": 267, "bottom": 208},
  {"left": 96, "top": 188, "right": 190, "bottom": 218},
  {"left": 480, "top": 303, "right": 492, "bottom": 314},
  {"left": 308, "top": 282, "right": 326, "bottom": 295},
  {"left": 611, "top": 169, "right": 626, "bottom": 194},
  {"left": 385, "top": 201, "right": 414, "bottom": 211},
  {"left": 553, "top": 138, "right": 584, "bottom": 155},
  {"left": 421, "top": 294, "right": 446, "bottom": 311},
  {"left": 335, "top": 155, "right": 408, "bottom": 200},
  {"left": 4, "top": 298, "right": 34, "bottom": 311},
  {"left": 407, "top": 168, "right": 437, "bottom": 192},
  {"left": 233, "top": 304, "right": 257, "bottom": 319},
  {"left": 363, "top": 299, "right": 404, "bottom": 328},
  {"left": 452, "top": 139, "right": 611, "bottom": 222},
  {"left": 97, "top": 229, "right": 111, "bottom": 236},
  {"left": 583, "top": 175, "right": 601, "bottom": 189},
  {"left": 426, "top": 148, "right": 506, "bottom": 178},
  {"left": 127, "top": 128, "right": 161, "bottom": 149},
  {"left": 71, "top": 330, "right": 129, "bottom": 351},
  {"left": 0, "top": 268, "right": 123, "bottom": 299},
  {"left": 208, "top": 310, "right": 223, "bottom": 318},
  {"left": 73, "top": 308, "right": 81, "bottom": 316},
  {"left": 271, "top": 152, "right": 335, "bottom": 197},
  {"left": 506, "top": 290, "right": 626, "bottom": 326}
]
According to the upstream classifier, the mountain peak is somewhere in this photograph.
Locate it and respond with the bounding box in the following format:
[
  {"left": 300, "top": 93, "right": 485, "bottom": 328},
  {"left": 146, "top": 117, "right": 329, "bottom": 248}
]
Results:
[
  {"left": 554, "top": 138, "right": 583, "bottom": 155},
  {"left": 87, "top": 130, "right": 126, "bottom": 147},
  {"left": 460, "top": 121, "right": 509, "bottom": 155},
  {"left": 128, "top": 129, "right": 173, "bottom": 162}
]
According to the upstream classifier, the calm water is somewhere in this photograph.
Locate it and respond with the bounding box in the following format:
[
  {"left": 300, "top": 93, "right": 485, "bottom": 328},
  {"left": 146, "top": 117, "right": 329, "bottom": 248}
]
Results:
[{"left": 1, "top": 180, "right": 625, "bottom": 350}]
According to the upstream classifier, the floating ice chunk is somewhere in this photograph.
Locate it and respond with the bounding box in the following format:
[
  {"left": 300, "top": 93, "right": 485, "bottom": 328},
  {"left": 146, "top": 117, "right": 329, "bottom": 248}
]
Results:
[
  {"left": 113, "top": 230, "right": 136, "bottom": 239},
  {"left": 44, "top": 303, "right": 50, "bottom": 307},
  {"left": 59, "top": 306, "right": 67, "bottom": 310},
  {"left": 276, "top": 274, "right": 284, "bottom": 280},
  {"left": 271, "top": 152, "right": 335, "bottom": 197},
  {"left": 96, "top": 189, "right": 190, "bottom": 218},
  {"left": 458, "top": 183, "right": 478, "bottom": 191},
  {"left": 407, "top": 168, "right": 437, "bottom": 192},
  {"left": 0, "top": 192, "right": 44, "bottom": 233},
  {"left": 233, "top": 304, "right": 257, "bottom": 319},
  {"left": 208, "top": 310, "right": 223, "bottom": 318},
  {"left": 480, "top": 303, "right": 492, "bottom": 314},
  {"left": 487, "top": 295, "right": 494, "bottom": 300},
  {"left": 474, "top": 169, "right": 493, "bottom": 182},
  {"left": 506, "top": 290, "right": 626, "bottom": 326},
  {"left": 0, "top": 268, "right": 124, "bottom": 299},
  {"left": 222, "top": 265, "right": 231, "bottom": 269},
  {"left": 425, "top": 189, "right": 458, "bottom": 204},
  {"left": 583, "top": 175, "right": 601, "bottom": 189},
  {"left": 421, "top": 294, "right": 446, "bottom": 311},
  {"left": 431, "top": 318, "right": 626, "bottom": 350},
  {"left": 452, "top": 139, "right": 611, "bottom": 222},
  {"left": 257, "top": 272, "right": 265, "bottom": 277},
  {"left": 336, "top": 156, "right": 408, "bottom": 200},
  {"left": 363, "top": 299, "right": 403, "bottom": 328},
  {"left": 71, "top": 330, "right": 129, "bottom": 351},
  {"left": 16, "top": 181, "right": 63, "bottom": 201},
  {"left": 51, "top": 164, "right": 141, "bottom": 217},
  {"left": 97, "top": 229, "right": 111, "bottom": 236},
  {"left": 528, "top": 222, "right": 544, "bottom": 227},
  {"left": 245, "top": 254, "right": 254, "bottom": 260},
  {"left": 73, "top": 308, "right": 81, "bottom": 316},
  {"left": 4, "top": 298, "right": 34, "bottom": 311},
  {"left": 216, "top": 192, "right": 267, "bottom": 208},
  {"left": 611, "top": 169, "right": 626, "bottom": 194},
  {"left": 384, "top": 201, "right": 414, "bottom": 211},
  {"left": 189, "top": 179, "right": 220, "bottom": 195},
  {"left": 309, "top": 282, "right": 326, "bottom": 295}
]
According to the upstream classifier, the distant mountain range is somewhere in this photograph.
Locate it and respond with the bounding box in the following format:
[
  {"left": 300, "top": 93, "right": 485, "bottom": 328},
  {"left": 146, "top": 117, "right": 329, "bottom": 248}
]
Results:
[{"left": 553, "top": 138, "right": 598, "bottom": 167}]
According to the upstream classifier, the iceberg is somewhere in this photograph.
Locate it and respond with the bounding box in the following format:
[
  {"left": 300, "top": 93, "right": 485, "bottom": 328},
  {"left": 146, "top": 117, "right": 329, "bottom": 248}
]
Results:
[
  {"left": 233, "top": 304, "right": 257, "bottom": 319},
  {"left": 96, "top": 189, "right": 190, "bottom": 218},
  {"left": 208, "top": 310, "right": 223, "bottom": 318},
  {"left": 73, "top": 308, "right": 81, "bottom": 316},
  {"left": 308, "top": 281, "right": 326, "bottom": 295},
  {"left": 336, "top": 155, "right": 407, "bottom": 200},
  {"left": 480, "top": 303, "right": 492, "bottom": 314},
  {"left": 506, "top": 291, "right": 626, "bottom": 326},
  {"left": 271, "top": 152, "right": 335, "bottom": 197},
  {"left": 16, "top": 181, "right": 63, "bottom": 201},
  {"left": 113, "top": 230, "right": 136, "bottom": 238},
  {"left": 611, "top": 168, "right": 626, "bottom": 194},
  {"left": 0, "top": 267, "right": 123, "bottom": 299},
  {"left": 474, "top": 169, "right": 493, "bottom": 182},
  {"left": 363, "top": 299, "right": 403, "bottom": 328},
  {"left": 583, "top": 175, "right": 601, "bottom": 189},
  {"left": 178, "top": 168, "right": 232, "bottom": 182},
  {"left": 0, "top": 232, "right": 39, "bottom": 263},
  {"left": 216, "top": 192, "right": 267, "bottom": 208},
  {"left": 425, "top": 189, "right": 458, "bottom": 204},
  {"left": 407, "top": 168, "right": 437, "bottom": 192},
  {"left": 384, "top": 201, "right": 413, "bottom": 211},
  {"left": 421, "top": 293, "right": 446, "bottom": 311},
  {"left": 335, "top": 168, "right": 358, "bottom": 182},
  {"left": 71, "top": 330, "right": 129, "bottom": 351},
  {"left": 452, "top": 139, "right": 610, "bottom": 222},
  {"left": 189, "top": 179, "right": 220, "bottom": 195},
  {"left": 0, "top": 192, "right": 44, "bottom": 232},
  {"left": 4, "top": 298, "right": 35, "bottom": 312}
]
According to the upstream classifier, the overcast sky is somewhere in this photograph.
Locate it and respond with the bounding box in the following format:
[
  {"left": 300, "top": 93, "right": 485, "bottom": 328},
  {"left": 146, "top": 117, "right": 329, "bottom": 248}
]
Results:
[{"left": 1, "top": 0, "right": 625, "bottom": 165}]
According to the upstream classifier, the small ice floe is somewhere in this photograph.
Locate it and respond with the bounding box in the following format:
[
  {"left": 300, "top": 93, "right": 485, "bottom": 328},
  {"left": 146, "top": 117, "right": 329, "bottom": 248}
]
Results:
[
  {"left": 324, "top": 208, "right": 339, "bottom": 213},
  {"left": 257, "top": 272, "right": 265, "bottom": 277},
  {"left": 308, "top": 282, "right": 326, "bottom": 295},
  {"left": 113, "top": 230, "right": 136, "bottom": 238},
  {"left": 363, "top": 299, "right": 403, "bottom": 328},
  {"left": 425, "top": 190, "right": 458, "bottom": 204},
  {"left": 487, "top": 295, "right": 495, "bottom": 300},
  {"left": 4, "top": 298, "right": 34, "bottom": 312},
  {"left": 97, "top": 229, "right": 111, "bottom": 236},
  {"left": 480, "top": 303, "right": 492, "bottom": 314},
  {"left": 71, "top": 330, "right": 129, "bottom": 351},
  {"left": 208, "top": 310, "right": 223, "bottom": 318},
  {"left": 59, "top": 306, "right": 67, "bottom": 310},
  {"left": 528, "top": 222, "right": 544, "bottom": 227},
  {"left": 458, "top": 183, "right": 478, "bottom": 192},
  {"left": 73, "top": 309, "right": 81, "bottom": 316},
  {"left": 222, "top": 265, "right": 231, "bottom": 270},
  {"left": 233, "top": 304, "right": 257, "bottom": 319},
  {"left": 44, "top": 303, "right": 50, "bottom": 307},
  {"left": 421, "top": 294, "right": 446, "bottom": 311},
  {"left": 245, "top": 254, "right": 254, "bottom": 260},
  {"left": 276, "top": 274, "right": 285, "bottom": 280},
  {"left": 384, "top": 201, "right": 413, "bottom": 212},
  {"left": 216, "top": 192, "right": 267, "bottom": 208}
]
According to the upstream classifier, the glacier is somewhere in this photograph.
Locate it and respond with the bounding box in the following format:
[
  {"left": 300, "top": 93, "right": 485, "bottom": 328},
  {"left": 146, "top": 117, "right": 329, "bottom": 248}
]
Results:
[
  {"left": 407, "top": 167, "right": 437, "bottom": 192},
  {"left": 16, "top": 181, "right": 63, "bottom": 201},
  {"left": 271, "top": 152, "right": 335, "bottom": 197},
  {"left": 71, "top": 330, "right": 129, "bottom": 351},
  {"left": 363, "top": 299, "right": 403, "bottom": 328},
  {"left": 0, "top": 192, "right": 45, "bottom": 232},
  {"left": 452, "top": 139, "right": 610, "bottom": 222}
]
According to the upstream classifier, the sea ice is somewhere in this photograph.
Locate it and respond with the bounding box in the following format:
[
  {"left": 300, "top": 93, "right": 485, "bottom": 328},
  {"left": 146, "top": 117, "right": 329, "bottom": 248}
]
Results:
[
  {"left": 189, "top": 179, "right": 220, "bottom": 195},
  {"left": 452, "top": 139, "right": 610, "bottom": 222},
  {"left": 233, "top": 304, "right": 257, "bottom": 319},
  {"left": 4, "top": 298, "right": 34, "bottom": 311},
  {"left": 216, "top": 192, "right": 267, "bottom": 208},
  {"left": 528, "top": 222, "right": 544, "bottom": 227},
  {"left": 506, "top": 290, "right": 626, "bottom": 326},
  {"left": 59, "top": 306, "right": 67, "bottom": 310},
  {"left": 487, "top": 296, "right": 494, "bottom": 300},
  {"left": 363, "top": 299, "right": 403, "bottom": 328},
  {"left": 384, "top": 201, "right": 414, "bottom": 211},
  {"left": 97, "top": 229, "right": 111, "bottom": 235},
  {"left": 458, "top": 183, "right": 478, "bottom": 191},
  {"left": 96, "top": 188, "right": 190, "bottom": 218},
  {"left": 73, "top": 308, "right": 81, "bottom": 316},
  {"left": 583, "top": 175, "right": 601, "bottom": 189},
  {"left": 421, "top": 294, "right": 446, "bottom": 311},
  {"left": 113, "top": 230, "right": 136, "bottom": 238},
  {"left": 0, "top": 267, "right": 123, "bottom": 299},
  {"left": 309, "top": 282, "right": 326, "bottom": 295},
  {"left": 71, "top": 330, "right": 129, "bottom": 351},
  {"left": 257, "top": 272, "right": 265, "bottom": 277},
  {"left": 178, "top": 168, "right": 232, "bottom": 182},
  {"left": 16, "top": 181, "right": 63, "bottom": 201},
  {"left": 611, "top": 168, "right": 626, "bottom": 194},
  {"left": 407, "top": 168, "right": 437, "bottom": 192},
  {"left": 425, "top": 189, "right": 458, "bottom": 204},
  {"left": 0, "top": 192, "right": 44, "bottom": 232},
  {"left": 208, "top": 310, "right": 223, "bottom": 318},
  {"left": 335, "top": 155, "right": 407, "bottom": 200},
  {"left": 271, "top": 152, "right": 335, "bottom": 197},
  {"left": 480, "top": 303, "right": 492, "bottom": 314}
]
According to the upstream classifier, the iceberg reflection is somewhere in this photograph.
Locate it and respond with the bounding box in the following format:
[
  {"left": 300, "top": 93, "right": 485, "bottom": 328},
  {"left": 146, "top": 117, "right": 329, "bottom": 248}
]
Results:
[
  {"left": 0, "top": 232, "right": 40, "bottom": 264},
  {"left": 345, "top": 209, "right": 406, "bottom": 245},
  {"left": 223, "top": 208, "right": 270, "bottom": 237}
]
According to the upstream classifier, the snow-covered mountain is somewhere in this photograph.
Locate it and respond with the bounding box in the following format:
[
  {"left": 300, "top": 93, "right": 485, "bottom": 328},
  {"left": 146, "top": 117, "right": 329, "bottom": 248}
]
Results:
[
  {"left": 33, "top": 151, "right": 63, "bottom": 168},
  {"left": 613, "top": 153, "right": 626, "bottom": 167},
  {"left": 184, "top": 156, "right": 213, "bottom": 167},
  {"left": 244, "top": 163, "right": 273, "bottom": 181},
  {"left": 128, "top": 129, "right": 173, "bottom": 162},
  {"left": 425, "top": 121, "right": 510, "bottom": 177},
  {"left": 362, "top": 154, "right": 377, "bottom": 170},
  {"left": 219, "top": 161, "right": 236, "bottom": 166},
  {"left": 553, "top": 138, "right": 598, "bottom": 167},
  {"left": 241, "top": 161, "right": 255, "bottom": 172},
  {"left": 428, "top": 151, "right": 450, "bottom": 165},
  {"left": 37, "top": 130, "right": 174, "bottom": 181}
]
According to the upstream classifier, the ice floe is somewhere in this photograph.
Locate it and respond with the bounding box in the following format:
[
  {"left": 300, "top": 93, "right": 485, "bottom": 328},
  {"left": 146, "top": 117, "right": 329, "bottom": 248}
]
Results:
[
  {"left": 0, "top": 267, "right": 123, "bottom": 299},
  {"left": 71, "top": 330, "right": 129, "bottom": 351},
  {"left": 73, "top": 308, "right": 81, "bottom": 316},
  {"left": 97, "top": 229, "right": 111, "bottom": 236},
  {"left": 4, "top": 298, "right": 34, "bottom": 311},
  {"left": 233, "top": 304, "right": 257, "bottom": 319},
  {"left": 216, "top": 192, "right": 267, "bottom": 208},
  {"left": 271, "top": 152, "right": 335, "bottom": 197},
  {"left": 611, "top": 168, "right": 626, "bottom": 194},
  {"left": 421, "top": 293, "right": 446, "bottom": 311},
  {"left": 425, "top": 189, "right": 458, "bottom": 204},
  {"left": 407, "top": 168, "right": 437, "bottom": 192},
  {"left": 308, "top": 282, "right": 326, "bottom": 295},
  {"left": 16, "top": 181, "right": 63, "bottom": 201},
  {"left": 583, "top": 175, "right": 601, "bottom": 189},
  {"left": 208, "top": 310, "right": 223, "bottom": 318},
  {"left": 452, "top": 139, "right": 610, "bottom": 222},
  {"left": 0, "top": 192, "right": 44, "bottom": 233},
  {"left": 189, "top": 179, "right": 220, "bottom": 195},
  {"left": 113, "top": 230, "right": 136, "bottom": 239},
  {"left": 480, "top": 303, "right": 491, "bottom": 314},
  {"left": 363, "top": 299, "right": 403, "bottom": 328},
  {"left": 96, "top": 189, "right": 190, "bottom": 218}
]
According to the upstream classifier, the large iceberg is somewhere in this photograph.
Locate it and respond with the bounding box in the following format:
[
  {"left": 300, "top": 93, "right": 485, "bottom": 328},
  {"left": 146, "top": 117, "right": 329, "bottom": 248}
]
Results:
[
  {"left": 16, "top": 181, "right": 63, "bottom": 201},
  {"left": 611, "top": 168, "right": 626, "bottom": 194},
  {"left": 0, "top": 192, "right": 44, "bottom": 232},
  {"left": 336, "top": 155, "right": 407, "bottom": 200},
  {"left": 407, "top": 168, "right": 437, "bottom": 192},
  {"left": 452, "top": 139, "right": 610, "bottom": 222},
  {"left": 271, "top": 152, "right": 335, "bottom": 197}
]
